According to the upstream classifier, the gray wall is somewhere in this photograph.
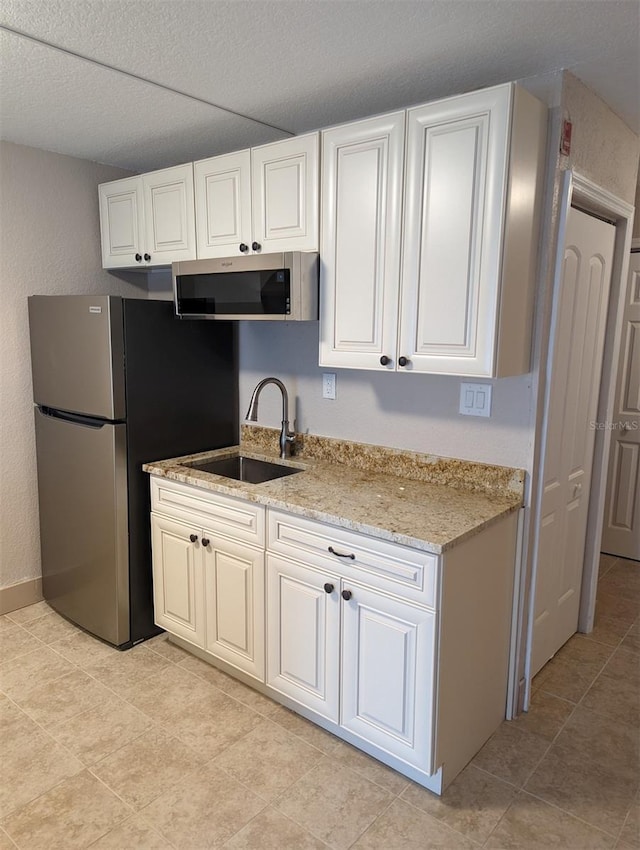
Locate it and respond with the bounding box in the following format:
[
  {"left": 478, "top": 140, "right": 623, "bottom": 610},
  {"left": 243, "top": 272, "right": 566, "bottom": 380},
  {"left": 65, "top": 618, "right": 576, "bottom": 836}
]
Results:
[{"left": 0, "top": 141, "right": 146, "bottom": 590}]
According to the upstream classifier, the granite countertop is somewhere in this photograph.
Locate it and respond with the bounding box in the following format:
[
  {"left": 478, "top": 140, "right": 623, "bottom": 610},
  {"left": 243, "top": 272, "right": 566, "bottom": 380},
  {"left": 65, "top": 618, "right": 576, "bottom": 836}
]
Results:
[{"left": 144, "top": 429, "right": 524, "bottom": 555}]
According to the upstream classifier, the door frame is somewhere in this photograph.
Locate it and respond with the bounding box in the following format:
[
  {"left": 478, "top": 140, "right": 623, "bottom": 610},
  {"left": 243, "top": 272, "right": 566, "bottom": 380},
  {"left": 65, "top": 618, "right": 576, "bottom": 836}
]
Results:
[{"left": 522, "top": 170, "right": 634, "bottom": 706}]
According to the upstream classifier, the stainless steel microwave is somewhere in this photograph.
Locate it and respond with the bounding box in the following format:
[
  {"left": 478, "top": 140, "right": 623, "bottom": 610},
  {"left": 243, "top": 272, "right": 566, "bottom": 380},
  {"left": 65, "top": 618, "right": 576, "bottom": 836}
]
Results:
[{"left": 173, "top": 252, "right": 319, "bottom": 321}]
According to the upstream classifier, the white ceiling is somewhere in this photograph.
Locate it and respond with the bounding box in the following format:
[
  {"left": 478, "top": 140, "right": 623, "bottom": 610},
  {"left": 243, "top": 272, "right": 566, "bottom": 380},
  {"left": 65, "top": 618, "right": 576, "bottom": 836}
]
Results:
[{"left": 1, "top": 0, "right": 638, "bottom": 173}]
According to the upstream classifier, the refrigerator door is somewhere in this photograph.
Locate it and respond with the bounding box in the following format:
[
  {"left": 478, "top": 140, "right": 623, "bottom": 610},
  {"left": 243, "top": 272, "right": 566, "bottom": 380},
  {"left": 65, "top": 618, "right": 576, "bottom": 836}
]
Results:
[
  {"left": 28, "top": 295, "right": 126, "bottom": 420},
  {"left": 34, "top": 406, "right": 129, "bottom": 646}
]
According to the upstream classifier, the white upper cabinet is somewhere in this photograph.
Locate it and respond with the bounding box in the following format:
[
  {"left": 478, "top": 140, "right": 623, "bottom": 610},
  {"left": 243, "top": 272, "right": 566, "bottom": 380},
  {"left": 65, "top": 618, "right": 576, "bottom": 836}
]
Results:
[
  {"left": 320, "top": 83, "right": 547, "bottom": 377},
  {"left": 251, "top": 133, "right": 319, "bottom": 254},
  {"left": 319, "top": 112, "right": 405, "bottom": 369},
  {"left": 142, "top": 164, "right": 196, "bottom": 265},
  {"left": 99, "top": 164, "right": 196, "bottom": 269},
  {"left": 99, "top": 176, "right": 145, "bottom": 269},
  {"left": 194, "top": 150, "right": 252, "bottom": 259},
  {"left": 194, "top": 133, "right": 319, "bottom": 259}
]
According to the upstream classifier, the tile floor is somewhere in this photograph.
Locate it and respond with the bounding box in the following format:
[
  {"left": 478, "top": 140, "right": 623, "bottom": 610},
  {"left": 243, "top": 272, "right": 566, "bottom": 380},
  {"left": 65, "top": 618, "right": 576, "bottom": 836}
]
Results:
[{"left": 0, "top": 554, "right": 638, "bottom": 849}]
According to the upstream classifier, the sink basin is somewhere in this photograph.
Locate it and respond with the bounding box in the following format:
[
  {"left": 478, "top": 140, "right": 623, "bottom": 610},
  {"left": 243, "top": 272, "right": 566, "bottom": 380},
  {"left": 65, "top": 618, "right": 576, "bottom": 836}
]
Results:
[{"left": 186, "top": 454, "right": 302, "bottom": 484}]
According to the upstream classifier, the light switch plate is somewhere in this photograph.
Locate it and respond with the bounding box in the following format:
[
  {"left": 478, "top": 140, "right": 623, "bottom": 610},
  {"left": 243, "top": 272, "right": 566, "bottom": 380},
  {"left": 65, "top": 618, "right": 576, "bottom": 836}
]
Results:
[
  {"left": 322, "top": 373, "right": 336, "bottom": 400},
  {"left": 459, "top": 382, "right": 492, "bottom": 417}
]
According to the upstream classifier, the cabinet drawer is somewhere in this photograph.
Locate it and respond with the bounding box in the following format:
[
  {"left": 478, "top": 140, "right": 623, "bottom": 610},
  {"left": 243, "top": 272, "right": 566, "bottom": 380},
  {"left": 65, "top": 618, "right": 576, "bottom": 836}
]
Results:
[
  {"left": 268, "top": 510, "right": 438, "bottom": 608},
  {"left": 151, "top": 477, "right": 265, "bottom": 546}
]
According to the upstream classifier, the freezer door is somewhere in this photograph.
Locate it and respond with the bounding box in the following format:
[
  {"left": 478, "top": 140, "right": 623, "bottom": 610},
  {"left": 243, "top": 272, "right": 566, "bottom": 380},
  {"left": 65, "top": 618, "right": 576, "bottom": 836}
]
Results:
[
  {"left": 34, "top": 406, "right": 129, "bottom": 646},
  {"left": 28, "top": 295, "right": 125, "bottom": 419}
]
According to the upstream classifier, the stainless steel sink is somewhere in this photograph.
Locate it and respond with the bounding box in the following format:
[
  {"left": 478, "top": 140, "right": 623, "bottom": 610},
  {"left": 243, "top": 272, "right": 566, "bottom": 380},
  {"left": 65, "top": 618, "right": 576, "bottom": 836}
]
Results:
[{"left": 186, "top": 454, "right": 302, "bottom": 484}]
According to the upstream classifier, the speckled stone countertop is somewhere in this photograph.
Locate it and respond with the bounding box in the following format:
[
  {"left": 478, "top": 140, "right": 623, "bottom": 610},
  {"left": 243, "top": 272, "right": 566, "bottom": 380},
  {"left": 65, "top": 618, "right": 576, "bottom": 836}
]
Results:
[{"left": 143, "top": 428, "right": 524, "bottom": 555}]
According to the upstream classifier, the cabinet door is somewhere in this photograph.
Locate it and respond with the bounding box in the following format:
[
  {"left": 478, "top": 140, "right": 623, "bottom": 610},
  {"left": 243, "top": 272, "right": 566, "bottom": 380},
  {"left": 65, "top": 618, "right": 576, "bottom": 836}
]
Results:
[
  {"left": 398, "top": 85, "right": 511, "bottom": 376},
  {"left": 98, "top": 177, "right": 145, "bottom": 269},
  {"left": 151, "top": 514, "right": 205, "bottom": 647},
  {"left": 142, "top": 163, "right": 196, "bottom": 265},
  {"left": 266, "top": 555, "right": 340, "bottom": 721},
  {"left": 341, "top": 582, "right": 436, "bottom": 772},
  {"left": 204, "top": 534, "right": 265, "bottom": 681},
  {"left": 251, "top": 133, "right": 319, "bottom": 253},
  {"left": 194, "top": 150, "right": 252, "bottom": 259},
  {"left": 319, "top": 113, "right": 405, "bottom": 370}
]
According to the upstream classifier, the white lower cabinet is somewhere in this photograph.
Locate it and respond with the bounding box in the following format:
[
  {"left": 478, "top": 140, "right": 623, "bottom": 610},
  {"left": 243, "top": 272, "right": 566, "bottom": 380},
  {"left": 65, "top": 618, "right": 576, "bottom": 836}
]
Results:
[
  {"left": 151, "top": 513, "right": 205, "bottom": 646},
  {"left": 266, "top": 555, "right": 340, "bottom": 721},
  {"left": 341, "top": 582, "right": 436, "bottom": 771},
  {"left": 149, "top": 475, "right": 518, "bottom": 793},
  {"left": 204, "top": 535, "right": 264, "bottom": 680}
]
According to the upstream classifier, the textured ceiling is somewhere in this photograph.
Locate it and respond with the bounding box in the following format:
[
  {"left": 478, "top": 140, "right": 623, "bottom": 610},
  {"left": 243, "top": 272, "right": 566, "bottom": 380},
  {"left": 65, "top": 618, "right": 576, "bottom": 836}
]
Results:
[{"left": 1, "top": 0, "right": 638, "bottom": 172}]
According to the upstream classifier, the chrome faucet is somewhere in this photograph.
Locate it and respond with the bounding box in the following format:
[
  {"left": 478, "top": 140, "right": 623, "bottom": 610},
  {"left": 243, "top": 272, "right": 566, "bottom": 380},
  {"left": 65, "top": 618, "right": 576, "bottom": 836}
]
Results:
[{"left": 245, "top": 377, "right": 296, "bottom": 459}]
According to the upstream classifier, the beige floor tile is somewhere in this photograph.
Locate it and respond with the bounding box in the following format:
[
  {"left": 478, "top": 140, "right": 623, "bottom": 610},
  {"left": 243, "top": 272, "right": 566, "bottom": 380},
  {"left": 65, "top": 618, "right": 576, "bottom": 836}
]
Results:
[
  {"left": 50, "top": 630, "right": 119, "bottom": 668},
  {"left": 214, "top": 719, "right": 324, "bottom": 802},
  {"left": 146, "top": 633, "right": 191, "bottom": 663},
  {"left": 48, "top": 695, "right": 152, "bottom": 765},
  {"left": 83, "top": 644, "right": 171, "bottom": 695},
  {"left": 598, "top": 553, "right": 619, "bottom": 579},
  {"left": 595, "top": 590, "right": 639, "bottom": 625},
  {"left": 275, "top": 758, "right": 391, "bottom": 849},
  {"left": 0, "top": 726, "right": 85, "bottom": 818},
  {"left": 553, "top": 705, "right": 639, "bottom": 782},
  {"left": 621, "top": 622, "right": 640, "bottom": 655},
  {"left": 270, "top": 705, "right": 341, "bottom": 754},
  {"left": 553, "top": 633, "right": 615, "bottom": 666},
  {"left": 163, "top": 689, "right": 263, "bottom": 760},
  {"left": 90, "top": 726, "right": 208, "bottom": 810},
  {"left": 1, "top": 770, "right": 130, "bottom": 850},
  {"left": 89, "top": 813, "right": 173, "bottom": 849},
  {"left": 600, "top": 561, "right": 640, "bottom": 592},
  {"left": 141, "top": 761, "right": 266, "bottom": 848},
  {"left": 485, "top": 791, "right": 614, "bottom": 849},
  {"left": 0, "top": 827, "right": 17, "bottom": 849},
  {"left": 0, "top": 625, "right": 44, "bottom": 662},
  {"left": 401, "top": 764, "right": 517, "bottom": 843},
  {"left": 330, "top": 740, "right": 409, "bottom": 795},
  {"left": 471, "top": 722, "right": 549, "bottom": 788},
  {"left": 537, "top": 656, "right": 605, "bottom": 703},
  {"left": 0, "top": 616, "right": 21, "bottom": 633},
  {"left": 22, "top": 611, "right": 78, "bottom": 644},
  {"left": 601, "top": 646, "right": 640, "bottom": 682},
  {"left": 582, "top": 665, "right": 640, "bottom": 727},
  {"left": 524, "top": 743, "right": 637, "bottom": 836},
  {"left": 0, "top": 646, "right": 75, "bottom": 701},
  {"left": 0, "top": 692, "right": 41, "bottom": 738},
  {"left": 223, "top": 808, "right": 328, "bottom": 849},
  {"left": 121, "top": 663, "right": 223, "bottom": 722},
  {"left": 179, "top": 654, "right": 280, "bottom": 717},
  {"left": 353, "top": 798, "right": 477, "bottom": 849},
  {"left": 5, "top": 601, "right": 51, "bottom": 625},
  {"left": 585, "top": 614, "right": 633, "bottom": 648},
  {"left": 619, "top": 795, "right": 639, "bottom": 848},
  {"left": 14, "top": 668, "right": 113, "bottom": 728},
  {"left": 512, "top": 690, "right": 574, "bottom": 742}
]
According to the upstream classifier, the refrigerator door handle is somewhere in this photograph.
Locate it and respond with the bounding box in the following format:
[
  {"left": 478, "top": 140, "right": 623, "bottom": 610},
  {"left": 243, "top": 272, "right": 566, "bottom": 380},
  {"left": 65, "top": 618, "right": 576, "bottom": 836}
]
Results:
[{"left": 37, "top": 406, "right": 113, "bottom": 429}]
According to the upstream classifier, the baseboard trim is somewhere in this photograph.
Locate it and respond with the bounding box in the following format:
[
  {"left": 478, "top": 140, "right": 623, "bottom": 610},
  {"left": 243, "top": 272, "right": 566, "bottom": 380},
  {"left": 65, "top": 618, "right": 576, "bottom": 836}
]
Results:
[{"left": 0, "top": 578, "right": 43, "bottom": 615}]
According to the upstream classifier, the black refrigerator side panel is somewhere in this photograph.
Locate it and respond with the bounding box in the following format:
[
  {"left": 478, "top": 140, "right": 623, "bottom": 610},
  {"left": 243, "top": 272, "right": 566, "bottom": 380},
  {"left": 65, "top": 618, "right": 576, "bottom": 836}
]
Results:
[{"left": 122, "top": 299, "right": 238, "bottom": 643}]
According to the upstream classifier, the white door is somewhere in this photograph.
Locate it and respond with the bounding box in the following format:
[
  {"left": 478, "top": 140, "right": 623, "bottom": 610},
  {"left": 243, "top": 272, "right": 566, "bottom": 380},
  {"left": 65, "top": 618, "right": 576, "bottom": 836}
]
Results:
[
  {"left": 398, "top": 85, "right": 511, "bottom": 376},
  {"left": 98, "top": 176, "right": 145, "bottom": 268},
  {"left": 194, "top": 150, "right": 252, "bottom": 259},
  {"left": 251, "top": 133, "right": 319, "bottom": 253},
  {"left": 203, "top": 534, "right": 265, "bottom": 680},
  {"left": 532, "top": 208, "right": 616, "bottom": 675},
  {"left": 266, "top": 555, "right": 340, "bottom": 722},
  {"left": 151, "top": 514, "right": 205, "bottom": 647},
  {"left": 601, "top": 251, "right": 640, "bottom": 560},
  {"left": 142, "top": 163, "right": 196, "bottom": 264},
  {"left": 341, "top": 581, "right": 436, "bottom": 772},
  {"left": 319, "top": 112, "right": 405, "bottom": 370}
]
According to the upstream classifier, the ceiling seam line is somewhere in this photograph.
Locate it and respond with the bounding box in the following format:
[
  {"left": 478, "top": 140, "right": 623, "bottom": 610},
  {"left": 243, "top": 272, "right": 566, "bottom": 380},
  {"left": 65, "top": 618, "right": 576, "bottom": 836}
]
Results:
[{"left": 0, "top": 24, "right": 295, "bottom": 138}]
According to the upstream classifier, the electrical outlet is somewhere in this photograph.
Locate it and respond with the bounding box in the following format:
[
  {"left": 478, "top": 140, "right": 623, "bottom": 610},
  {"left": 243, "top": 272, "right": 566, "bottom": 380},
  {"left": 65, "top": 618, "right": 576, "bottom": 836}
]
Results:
[
  {"left": 322, "top": 373, "right": 336, "bottom": 400},
  {"left": 459, "top": 382, "right": 492, "bottom": 417}
]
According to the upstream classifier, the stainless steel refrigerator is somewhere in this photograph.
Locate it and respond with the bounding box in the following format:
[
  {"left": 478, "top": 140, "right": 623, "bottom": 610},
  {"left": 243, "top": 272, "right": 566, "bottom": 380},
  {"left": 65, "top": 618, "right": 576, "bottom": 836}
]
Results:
[{"left": 29, "top": 295, "right": 237, "bottom": 648}]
